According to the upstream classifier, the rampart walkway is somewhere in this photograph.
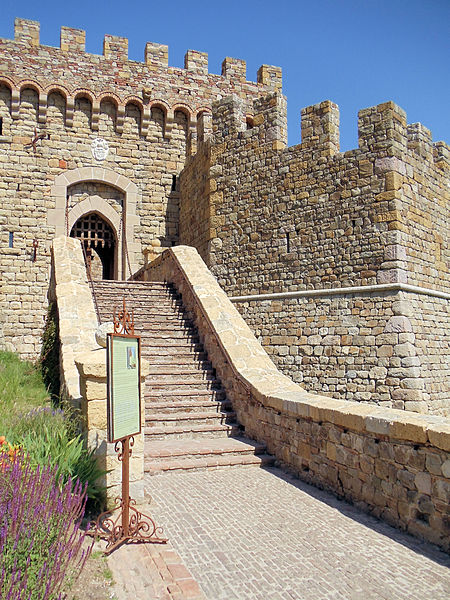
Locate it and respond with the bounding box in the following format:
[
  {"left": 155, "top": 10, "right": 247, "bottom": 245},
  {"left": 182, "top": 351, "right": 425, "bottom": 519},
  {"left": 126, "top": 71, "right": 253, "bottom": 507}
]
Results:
[{"left": 108, "top": 465, "right": 450, "bottom": 600}]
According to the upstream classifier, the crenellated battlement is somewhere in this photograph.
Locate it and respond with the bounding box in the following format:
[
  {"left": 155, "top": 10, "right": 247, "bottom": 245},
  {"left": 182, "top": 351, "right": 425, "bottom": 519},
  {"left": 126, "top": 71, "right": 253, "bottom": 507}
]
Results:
[
  {"left": 9, "top": 18, "right": 280, "bottom": 86},
  {"left": 207, "top": 92, "right": 448, "bottom": 171}
]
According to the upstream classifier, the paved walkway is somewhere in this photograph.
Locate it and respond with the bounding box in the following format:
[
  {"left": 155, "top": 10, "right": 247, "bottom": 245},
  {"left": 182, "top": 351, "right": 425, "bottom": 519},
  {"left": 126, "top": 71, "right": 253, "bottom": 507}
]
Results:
[{"left": 108, "top": 465, "right": 450, "bottom": 600}]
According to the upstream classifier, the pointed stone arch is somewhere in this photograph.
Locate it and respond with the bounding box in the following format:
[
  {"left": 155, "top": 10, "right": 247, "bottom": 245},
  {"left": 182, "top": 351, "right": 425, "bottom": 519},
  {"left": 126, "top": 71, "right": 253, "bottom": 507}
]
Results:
[{"left": 47, "top": 167, "right": 141, "bottom": 278}]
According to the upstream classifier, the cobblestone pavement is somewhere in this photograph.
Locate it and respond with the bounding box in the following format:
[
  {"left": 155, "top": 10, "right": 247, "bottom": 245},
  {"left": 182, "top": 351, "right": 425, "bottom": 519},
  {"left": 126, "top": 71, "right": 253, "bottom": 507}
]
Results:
[{"left": 143, "top": 466, "right": 450, "bottom": 600}]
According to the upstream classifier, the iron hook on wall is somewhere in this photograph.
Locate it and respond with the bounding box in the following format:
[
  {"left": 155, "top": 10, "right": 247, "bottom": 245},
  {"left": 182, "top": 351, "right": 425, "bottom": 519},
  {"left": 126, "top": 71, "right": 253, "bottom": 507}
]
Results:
[{"left": 32, "top": 239, "right": 38, "bottom": 262}]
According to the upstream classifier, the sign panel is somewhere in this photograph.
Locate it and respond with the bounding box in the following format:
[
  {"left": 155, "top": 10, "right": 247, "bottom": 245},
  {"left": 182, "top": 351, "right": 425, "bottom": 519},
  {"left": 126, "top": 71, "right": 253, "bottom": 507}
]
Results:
[{"left": 107, "top": 334, "right": 141, "bottom": 442}]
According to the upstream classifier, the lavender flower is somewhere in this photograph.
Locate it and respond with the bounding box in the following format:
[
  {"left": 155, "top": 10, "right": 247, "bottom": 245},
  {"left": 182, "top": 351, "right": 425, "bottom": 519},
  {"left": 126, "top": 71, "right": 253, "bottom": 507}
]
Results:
[{"left": 0, "top": 453, "right": 92, "bottom": 600}]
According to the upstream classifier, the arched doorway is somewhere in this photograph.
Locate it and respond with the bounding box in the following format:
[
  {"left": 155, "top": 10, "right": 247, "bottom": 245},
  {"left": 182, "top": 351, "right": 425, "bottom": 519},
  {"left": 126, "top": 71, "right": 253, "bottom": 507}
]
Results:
[
  {"left": 70, "top": 212, "right": 116, "bottom": 280},
  {"left": 48, "top": 167, "right": 142, "bottom": 278}
]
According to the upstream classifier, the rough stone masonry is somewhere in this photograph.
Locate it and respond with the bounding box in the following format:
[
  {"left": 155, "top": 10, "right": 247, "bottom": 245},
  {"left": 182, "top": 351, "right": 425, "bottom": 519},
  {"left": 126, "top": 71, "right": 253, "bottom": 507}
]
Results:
[{"left": 0, "top": 18, "right": 448, "bottom": 416}]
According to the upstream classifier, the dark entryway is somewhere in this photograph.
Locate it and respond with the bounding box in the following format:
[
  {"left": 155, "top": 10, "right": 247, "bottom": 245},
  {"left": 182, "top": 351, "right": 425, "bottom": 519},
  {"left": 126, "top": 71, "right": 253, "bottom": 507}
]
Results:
[{"left": 70, "top": 212, "right": 116, "bottom": 280}]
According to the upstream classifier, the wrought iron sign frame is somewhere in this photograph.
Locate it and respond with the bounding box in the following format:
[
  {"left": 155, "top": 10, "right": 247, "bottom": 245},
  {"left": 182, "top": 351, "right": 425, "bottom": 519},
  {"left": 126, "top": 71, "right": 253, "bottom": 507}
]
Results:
[{"left": 89, "top": 298, "right": 167, "bottom": 554}]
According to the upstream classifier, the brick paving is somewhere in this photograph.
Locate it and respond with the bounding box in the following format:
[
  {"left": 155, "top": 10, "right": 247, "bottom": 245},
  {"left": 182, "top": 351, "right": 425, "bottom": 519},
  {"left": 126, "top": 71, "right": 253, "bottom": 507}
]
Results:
[
  {"left": 108, "top": 540, "right": 206, "bottom": 600},
  {"left": 141, "top": 466, "right": 450, "bottom": 600}
]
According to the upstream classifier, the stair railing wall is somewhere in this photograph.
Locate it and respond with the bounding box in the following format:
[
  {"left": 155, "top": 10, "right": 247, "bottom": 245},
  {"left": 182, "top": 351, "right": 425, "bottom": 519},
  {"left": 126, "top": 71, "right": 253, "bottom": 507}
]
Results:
[
  {"left": 133, "top": 245, "right": 450, "bottom": 552},
  {"left": 51, "top": 236, "right": 146, "bottom": 506}
]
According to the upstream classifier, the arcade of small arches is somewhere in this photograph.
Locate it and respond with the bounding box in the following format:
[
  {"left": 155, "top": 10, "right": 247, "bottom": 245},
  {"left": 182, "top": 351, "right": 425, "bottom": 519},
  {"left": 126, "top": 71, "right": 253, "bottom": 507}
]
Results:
[{"left": 0, "top": 77, "right": 213, "bottom": 140}]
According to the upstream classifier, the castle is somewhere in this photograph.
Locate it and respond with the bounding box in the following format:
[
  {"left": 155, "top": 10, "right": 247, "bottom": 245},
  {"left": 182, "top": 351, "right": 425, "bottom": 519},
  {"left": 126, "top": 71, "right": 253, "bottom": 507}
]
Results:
[{"left": 0, "top": 18, "right": 448, "bottom": 416}]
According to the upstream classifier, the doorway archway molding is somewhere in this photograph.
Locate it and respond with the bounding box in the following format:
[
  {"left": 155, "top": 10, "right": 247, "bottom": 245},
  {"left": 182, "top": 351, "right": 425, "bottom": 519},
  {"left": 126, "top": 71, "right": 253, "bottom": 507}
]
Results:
[{"left": 47, "top": 167, "right": 141, "bottom": 278}]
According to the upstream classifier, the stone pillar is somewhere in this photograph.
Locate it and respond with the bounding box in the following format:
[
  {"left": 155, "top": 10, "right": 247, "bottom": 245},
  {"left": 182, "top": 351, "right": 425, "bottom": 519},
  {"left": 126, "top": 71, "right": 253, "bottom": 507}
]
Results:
[{"left": 76, "top": 349, "right": 148, "bottom": 507}]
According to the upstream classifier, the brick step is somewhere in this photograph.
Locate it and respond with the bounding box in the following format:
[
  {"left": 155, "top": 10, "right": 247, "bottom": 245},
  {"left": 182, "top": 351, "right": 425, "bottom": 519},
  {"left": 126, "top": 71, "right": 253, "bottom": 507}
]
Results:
[
  {"left": 97, "top": 305, "right": 184, "bottom": 317},
  {"left": 144, "top": 422, "right": 241, "bottom": 440},
  {"left": 144, "top": 437, "right": 265, "bottom": 459},
  {"left": 131, "top": 319, "right": 194, "bottom": 328},
  {"left": 146, "top": 374, "right": 217, "bottom": 385},
  {"left": 146, "top": 453, "right": 274, "bottom": 475},
  {"left": 97, "top": 294, "right": 182, "bottom": 315},
  {"left": 98, "top": 314, "right": 188, "bottom": 325},
  {"left": 145, "top": 357, "right": 211, "bottom": 369},
  {"left": 145, "top": 400, "right": 232, "bottom": 414},
  {"left": 142, "top": 354, "right": 210, "bottom": 366},
  {"left": 139, "top": 331, "right": 199, "bottom": 341},
  {"left": 144, "top": 437, "right": 273, "bottom": 474},
  {"left": 144, "top": 389, "right": 226, "bottom": 402},
  {"left": 144, "top": 343, "right": 204, "bottom": 353},
  {"left": 147, "top": 379, "right": 221, "bottom": 391},
  {"left": 128, "top": 318, "right": 191, "bottom": 326},
  {"left": 95, "top": 298, "right": 180, "bottom": 308},
  {"left": 145, "top": 411, "right": 236, "bottom": 428},
  {"left": 146, "top": 367, "right": 214, "bottom": 377},
  {"left": 93, "top": 283, "right": 171, "bottom": 293}
]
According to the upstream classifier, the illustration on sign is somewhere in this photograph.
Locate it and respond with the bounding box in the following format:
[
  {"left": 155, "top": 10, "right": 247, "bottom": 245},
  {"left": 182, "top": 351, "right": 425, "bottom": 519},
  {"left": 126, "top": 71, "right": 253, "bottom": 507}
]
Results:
[{"left": 127, "top": 346, "right": 137, "bottom": 369}]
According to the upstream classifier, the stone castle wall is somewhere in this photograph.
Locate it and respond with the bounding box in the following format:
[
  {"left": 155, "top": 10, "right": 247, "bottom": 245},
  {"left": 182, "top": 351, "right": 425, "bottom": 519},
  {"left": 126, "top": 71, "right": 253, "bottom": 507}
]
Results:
[
  {"left": 135, "top": 246, "right": 450, "bottom": 552},
  {"left": 233, "top": 290, "right": 449, "bottom": 416},
  {"left": 182, "top": 94, "right": 448, "bottom": 292},
  {"left": 179, "top": 94, "right": 449, "bottom": 415},
  {"left": 0, "top": 18, "right": 279, "bottom": 358}
]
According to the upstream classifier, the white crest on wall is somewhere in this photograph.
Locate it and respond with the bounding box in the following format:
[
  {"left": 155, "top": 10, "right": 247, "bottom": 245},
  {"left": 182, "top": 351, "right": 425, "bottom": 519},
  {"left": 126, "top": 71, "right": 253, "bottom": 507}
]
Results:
[{"left": 91, "top": 138, "right": 109, "bottom": 161}]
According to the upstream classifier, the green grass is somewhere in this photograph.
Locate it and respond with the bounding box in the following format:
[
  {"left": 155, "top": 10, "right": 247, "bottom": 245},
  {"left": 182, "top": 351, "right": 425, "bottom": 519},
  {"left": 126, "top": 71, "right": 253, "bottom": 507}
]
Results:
[{"left": 0, "top": 350, "right": 51, "bottom": 433}]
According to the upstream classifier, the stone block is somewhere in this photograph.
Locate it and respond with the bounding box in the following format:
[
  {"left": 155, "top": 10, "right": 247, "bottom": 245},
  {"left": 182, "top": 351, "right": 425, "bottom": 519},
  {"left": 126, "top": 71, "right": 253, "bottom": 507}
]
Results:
[
  {"left": 427, "top": 424, "right": 450, "bottom": 452},
  {"left": 87, "top": 399, "right": 108, "bottom": 430}
]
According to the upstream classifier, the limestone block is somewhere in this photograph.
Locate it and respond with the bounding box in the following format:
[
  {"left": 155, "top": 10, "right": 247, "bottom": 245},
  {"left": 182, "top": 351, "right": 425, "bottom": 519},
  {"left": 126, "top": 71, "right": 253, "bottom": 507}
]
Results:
[
  {"left": 86, "top": 399, "right": 108, "bottom": 430},
  {"left": 427, "top": 424, "right": 450, "bottom": 452},
  {"left": 389, "top": 415, "right": 428, "bottom": 443}
]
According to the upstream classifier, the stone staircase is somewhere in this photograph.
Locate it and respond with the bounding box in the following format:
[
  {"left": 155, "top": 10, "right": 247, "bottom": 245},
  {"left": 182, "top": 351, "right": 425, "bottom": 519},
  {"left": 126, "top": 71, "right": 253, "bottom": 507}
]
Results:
[{"left": 92, "top": 280, "right": 273, "bottom": 475}]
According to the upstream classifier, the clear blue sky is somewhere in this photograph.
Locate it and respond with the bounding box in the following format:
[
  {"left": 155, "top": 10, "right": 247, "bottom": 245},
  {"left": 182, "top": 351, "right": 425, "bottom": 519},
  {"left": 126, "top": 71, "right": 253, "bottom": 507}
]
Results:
[{"left": 1, "top": 0, "right": 449, "bottom": 150}]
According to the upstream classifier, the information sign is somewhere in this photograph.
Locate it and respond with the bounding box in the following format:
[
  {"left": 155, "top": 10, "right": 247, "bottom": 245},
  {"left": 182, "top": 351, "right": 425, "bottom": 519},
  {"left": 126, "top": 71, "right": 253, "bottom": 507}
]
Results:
[{"left": 107, "top": 334, "right": 141, "bottom": 442}]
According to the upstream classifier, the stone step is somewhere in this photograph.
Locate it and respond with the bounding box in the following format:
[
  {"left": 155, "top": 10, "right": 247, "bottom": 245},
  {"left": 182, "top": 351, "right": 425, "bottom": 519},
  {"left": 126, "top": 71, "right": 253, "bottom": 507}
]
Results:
[
  {"left": 145, "top": 400, "right": 232, "bottom": 414},
  {"left": 147, "top": 375, "right": 217, "bottom": 386},
  {"left": 147, "top": 379, "right": 220, "bottom": 391},
  {"left": 97, "top": 306, "right": 184, "bottom": 318},
  {"left": 144, "top": 422, "right": 241, "bottom": 440},
  {"left": 146, "top": 411, "right": 236, "bottom": 428},
  {"left": 144, "top": 343, "right": 204, "bottom": 353},
  {"left": 139, "top": 331, "right": 199, "bottom": 341},
  {"left": 142, "top": 354, "right": 210, "bottom": 367},
  {"left": 96, "top": 296, "right": 182, "bottom": 304},
  {"left": 146, "top": 453, "right": 274, "bottom": 475},
  {"left": 144, "top": 437, "right": 273, "bottom": 474},
  {"left": 144, "top": 389, "right": 226, "bottom": 402},
  {"left": 96, "top": 298, "right": 180, "bottom": 308},
  {"left": 94, "top": 281, "right": 266, "bottom": 474},
  {"left": 144, "top": 437, "right": 266, "bottom": 459},
  {"left": 146, "top": 367, "right": 214, "bottom": 378},
  {"left": 130, "top": 319, "right": 192, "bottom": 327},
  {"left": 93, "top": 283, "right": 171, "bottom": 293}
]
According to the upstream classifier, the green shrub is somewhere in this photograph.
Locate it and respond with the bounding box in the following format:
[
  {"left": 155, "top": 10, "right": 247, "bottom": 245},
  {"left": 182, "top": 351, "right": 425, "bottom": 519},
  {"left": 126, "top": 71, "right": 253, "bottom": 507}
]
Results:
[
  {"left": 0, "top": 352, "right": 106, "bottom": 511},
  {"left": 40, "top": 302, "right": 61, "bottom": 403}
]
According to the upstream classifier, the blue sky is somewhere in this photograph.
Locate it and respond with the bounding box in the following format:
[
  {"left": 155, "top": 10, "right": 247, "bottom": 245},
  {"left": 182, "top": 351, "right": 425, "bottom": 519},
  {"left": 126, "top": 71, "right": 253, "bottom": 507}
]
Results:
[{"left": 1, "top": 0, "right": 449, "bottom": 150}]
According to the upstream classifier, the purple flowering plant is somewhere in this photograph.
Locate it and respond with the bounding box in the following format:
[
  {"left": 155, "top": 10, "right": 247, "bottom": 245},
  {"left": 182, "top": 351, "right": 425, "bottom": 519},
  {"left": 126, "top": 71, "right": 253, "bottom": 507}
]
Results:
[{"left": 0, "top": 449, "right": 93, "bottom": 600}]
